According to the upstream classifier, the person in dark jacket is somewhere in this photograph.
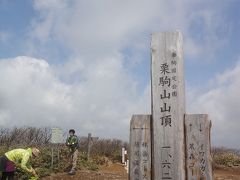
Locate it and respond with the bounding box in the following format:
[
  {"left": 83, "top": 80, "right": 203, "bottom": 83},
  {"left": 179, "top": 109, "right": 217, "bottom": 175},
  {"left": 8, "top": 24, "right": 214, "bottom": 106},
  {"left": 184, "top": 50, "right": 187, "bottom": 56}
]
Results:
[{"left": 66, "top": 129, "right": 79, "bottom": 175}]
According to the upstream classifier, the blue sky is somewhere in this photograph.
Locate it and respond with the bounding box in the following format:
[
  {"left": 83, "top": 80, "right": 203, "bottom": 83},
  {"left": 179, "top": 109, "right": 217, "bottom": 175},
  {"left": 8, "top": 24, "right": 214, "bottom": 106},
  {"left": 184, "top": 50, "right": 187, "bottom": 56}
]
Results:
[
  {"left": 0, "top": 0, "right": 33, "bottom": 57},
  {"left": 0, "top": 0, "right": 240, "bottom": 148}
]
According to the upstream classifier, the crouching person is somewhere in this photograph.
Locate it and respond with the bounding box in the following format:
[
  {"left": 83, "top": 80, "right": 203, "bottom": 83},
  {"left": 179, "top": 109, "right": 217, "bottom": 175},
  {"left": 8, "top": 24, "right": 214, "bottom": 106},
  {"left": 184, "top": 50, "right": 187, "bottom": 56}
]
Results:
[
  {"left": 0, "top": 147, "right": 40, "bottom": 180},
  {"left": 66, "top": 129, "right": 79, "bottom": 175}
]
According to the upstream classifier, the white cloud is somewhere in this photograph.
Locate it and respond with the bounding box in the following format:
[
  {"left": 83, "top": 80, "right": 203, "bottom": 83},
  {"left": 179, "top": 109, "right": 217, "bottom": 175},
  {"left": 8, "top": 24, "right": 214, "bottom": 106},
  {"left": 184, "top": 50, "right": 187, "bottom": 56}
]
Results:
[
  {"left": 0, "top": 56, "right": 72, "bottom": 126},
  {"left": 187, "top": 60, "right": 240, "bottom": 148},
  {"left": 0, "top": 56, "right": 150, "bottom": 139},
  {"left": 27, "top": 0, "right": 230, "bottom": 61}
]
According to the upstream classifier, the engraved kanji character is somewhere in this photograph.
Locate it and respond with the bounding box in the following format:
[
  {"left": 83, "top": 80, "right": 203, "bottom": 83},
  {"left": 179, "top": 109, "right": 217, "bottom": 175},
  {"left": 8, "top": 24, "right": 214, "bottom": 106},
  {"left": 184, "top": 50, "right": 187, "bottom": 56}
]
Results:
[
  {"left": 134, "top": 168, "right": 139, "bottom": 175},
  {"left": 159, "top": 76, "right": 171, "bottom": 87},
  {"left": 172, "top": 76, "right": 177, "bottom": 81},
  {"left": 143, "top": 165, "right": 148, "bottom": 172},
  {"left": 189, "top": 143, "right": 195, "bottom": 150},
  {"left": 199, "top": 151, "right": 205, "bottom": 157},
  {"left": 189, "top": 162, "right": 195, "bottom": 169},
  {"left": 142, "top": 159, "right": 148, "bottom": 163},
  {"left": 200, "top": 158, "right": 205, "bottom": 164},
  {"left": 162, "top": 161, "right": 172, "bottom": 179},
  {"left": 142, "top": 151, "right": 149, "bottom": 158},
  {"left": 171, "top": 60, "right": 177, "bottom": 65},
  {"left": 143, "top": 174, "right": 148, "bottom": 179},
  {"left": 160, "top": 63, "right": 170, "bottom": 74},
  {"left": 135, "top": 141, "right": 140, "bottom": 147},
  {"left": 172, "top": 68, "right": 176, "bottom": 73},
  {"left": 134, "top": 151, "right": 140, "bottom": 157},
  {"left": 172, "top": 91, "right": 177, "bottom": 97},
  {"left": 161, "top": 115, "right": 172, "bottom": 127},
  {"left": 160, "top": 89, "right": 170, "bottom": 99},
  {"left": 189, "top": 153, "right": 195, "bottom": 160},
  {"left": 172, "top": 84, "right": 177, "bottom": 89},
  {"left": 133, "top": 160, "right": 139, "bottom": 166},
  {"left": 200, "top": 165, "right": 206, "bottom": 172},
  {"left": 161, "top": 103, "right": 171, "bottom": 112},
  {"left": 142, "top": 142, "right": 148, "bottom": 147}
]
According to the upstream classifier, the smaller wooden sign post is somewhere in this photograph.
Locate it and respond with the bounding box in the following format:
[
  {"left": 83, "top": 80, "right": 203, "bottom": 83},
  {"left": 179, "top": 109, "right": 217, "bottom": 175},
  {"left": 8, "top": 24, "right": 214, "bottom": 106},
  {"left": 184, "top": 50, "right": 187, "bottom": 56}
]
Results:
[
  {"left": 185, "top": 114, "right": 213, "bottom": 180},
  {"left": 87, "top": 133, "right": 98, "bottom": 161},
  {"left": 129, "top": 115, "right": 151, "bottom": 180},
  {"left": 51, "top": 127, "right": 64, "bottom": 170}
]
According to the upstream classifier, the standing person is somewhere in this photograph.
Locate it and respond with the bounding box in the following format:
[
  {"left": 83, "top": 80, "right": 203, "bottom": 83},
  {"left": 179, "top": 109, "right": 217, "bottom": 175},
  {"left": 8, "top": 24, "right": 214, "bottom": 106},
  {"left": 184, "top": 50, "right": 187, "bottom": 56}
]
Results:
[
  {"left": 66, "top": 129, "right": 79, "bottom": 175},
  {"left": 0, "top": 147, "right": 40, "bottom": 180}
]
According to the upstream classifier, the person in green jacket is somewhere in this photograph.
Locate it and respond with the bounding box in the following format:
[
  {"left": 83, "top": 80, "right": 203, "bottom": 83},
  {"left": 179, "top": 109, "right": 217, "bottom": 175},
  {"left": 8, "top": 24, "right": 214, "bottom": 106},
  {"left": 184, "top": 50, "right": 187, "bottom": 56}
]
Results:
[
  {"left": 66, "top": 129, "right": 79, "bottom": 175},
  {"left": 0, "top": 147, "right": 40, "bottom": 180}
]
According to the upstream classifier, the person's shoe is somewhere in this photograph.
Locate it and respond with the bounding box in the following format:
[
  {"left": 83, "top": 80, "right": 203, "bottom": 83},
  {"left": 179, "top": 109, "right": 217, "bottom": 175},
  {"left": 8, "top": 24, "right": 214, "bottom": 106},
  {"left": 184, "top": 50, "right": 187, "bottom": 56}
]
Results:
[
  {"left": 68, "top": 169, "right": 76, "bottom": 175},
  {"left": 73, "top": 168, "right": 77, "bottom": 171}
]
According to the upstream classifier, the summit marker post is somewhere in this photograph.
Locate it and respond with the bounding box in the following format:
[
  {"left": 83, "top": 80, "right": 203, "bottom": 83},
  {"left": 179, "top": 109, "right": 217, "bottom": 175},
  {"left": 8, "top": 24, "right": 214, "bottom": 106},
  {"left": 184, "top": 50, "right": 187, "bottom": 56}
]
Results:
[{"left": 151, "top": 31, "right": 186, "bottom": 180}]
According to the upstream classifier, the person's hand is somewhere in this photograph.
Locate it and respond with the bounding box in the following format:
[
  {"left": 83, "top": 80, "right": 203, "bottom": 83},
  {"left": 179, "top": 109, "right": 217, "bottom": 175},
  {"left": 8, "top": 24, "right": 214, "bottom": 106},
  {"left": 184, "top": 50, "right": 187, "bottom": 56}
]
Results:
[{"left": 32, "top": 169, "right": 38, "bottom": 177}]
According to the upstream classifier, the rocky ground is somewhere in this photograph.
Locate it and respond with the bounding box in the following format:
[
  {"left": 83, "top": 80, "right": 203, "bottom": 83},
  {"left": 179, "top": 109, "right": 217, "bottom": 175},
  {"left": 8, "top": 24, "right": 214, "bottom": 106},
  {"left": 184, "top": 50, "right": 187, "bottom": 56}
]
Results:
[
  {"left": 41, "top": 163, "right": 127, "bottom": 180},
  {"left": 41, "top": 163, "right": 240, "bottom": 180},
  {"left": 214, "top": 166, "right": 240, "bottom": 180}
]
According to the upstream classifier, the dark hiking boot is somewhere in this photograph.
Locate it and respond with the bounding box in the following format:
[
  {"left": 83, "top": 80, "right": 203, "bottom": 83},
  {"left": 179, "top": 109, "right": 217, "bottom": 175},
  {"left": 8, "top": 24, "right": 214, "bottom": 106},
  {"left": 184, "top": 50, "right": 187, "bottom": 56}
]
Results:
[{"left": 68, "top": 169, "right": 76, "bottom": 175}]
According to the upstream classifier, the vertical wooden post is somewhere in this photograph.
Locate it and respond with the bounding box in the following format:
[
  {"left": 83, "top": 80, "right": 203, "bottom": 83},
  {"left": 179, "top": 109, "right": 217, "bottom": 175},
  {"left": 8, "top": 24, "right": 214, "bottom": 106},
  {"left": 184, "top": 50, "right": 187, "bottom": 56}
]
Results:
[
  {"left": 151, "top": 31, "right": 185, "bottom": 180},
  {"left": 129, "top": 115, "right": 151, "bottom": 180},
  {"left": 51, "top": 147, "right": 54, "bottom": 170},
  {"left": 87, "top": 133, "right": 91, "bottom": 161},
  {"left": 122, "top": 147, "right": 125, "bottom": 163},
  {"left": 185, "top": 114, "right": 213, "bottom": 180}
]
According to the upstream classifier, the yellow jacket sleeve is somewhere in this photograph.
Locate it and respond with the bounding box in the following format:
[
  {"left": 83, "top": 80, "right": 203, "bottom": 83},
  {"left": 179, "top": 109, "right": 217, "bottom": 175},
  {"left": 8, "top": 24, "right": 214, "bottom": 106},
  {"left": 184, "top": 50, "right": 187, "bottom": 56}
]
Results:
[{"left": 20, "top": 153, "right": 32, "bottom": 173}]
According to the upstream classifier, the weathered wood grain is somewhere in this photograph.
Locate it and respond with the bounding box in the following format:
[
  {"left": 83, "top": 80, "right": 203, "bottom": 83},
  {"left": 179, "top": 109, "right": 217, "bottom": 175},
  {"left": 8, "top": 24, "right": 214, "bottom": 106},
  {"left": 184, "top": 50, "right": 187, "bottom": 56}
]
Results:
[
  {"left": 151, "top": 31, "right": 186, "bottom": 180},
  {"left": 129, "top": 115, "right": 151, "bottom": 180},
  {"left": 185, "top": 114, "right": 213, "bottom": 180}
]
